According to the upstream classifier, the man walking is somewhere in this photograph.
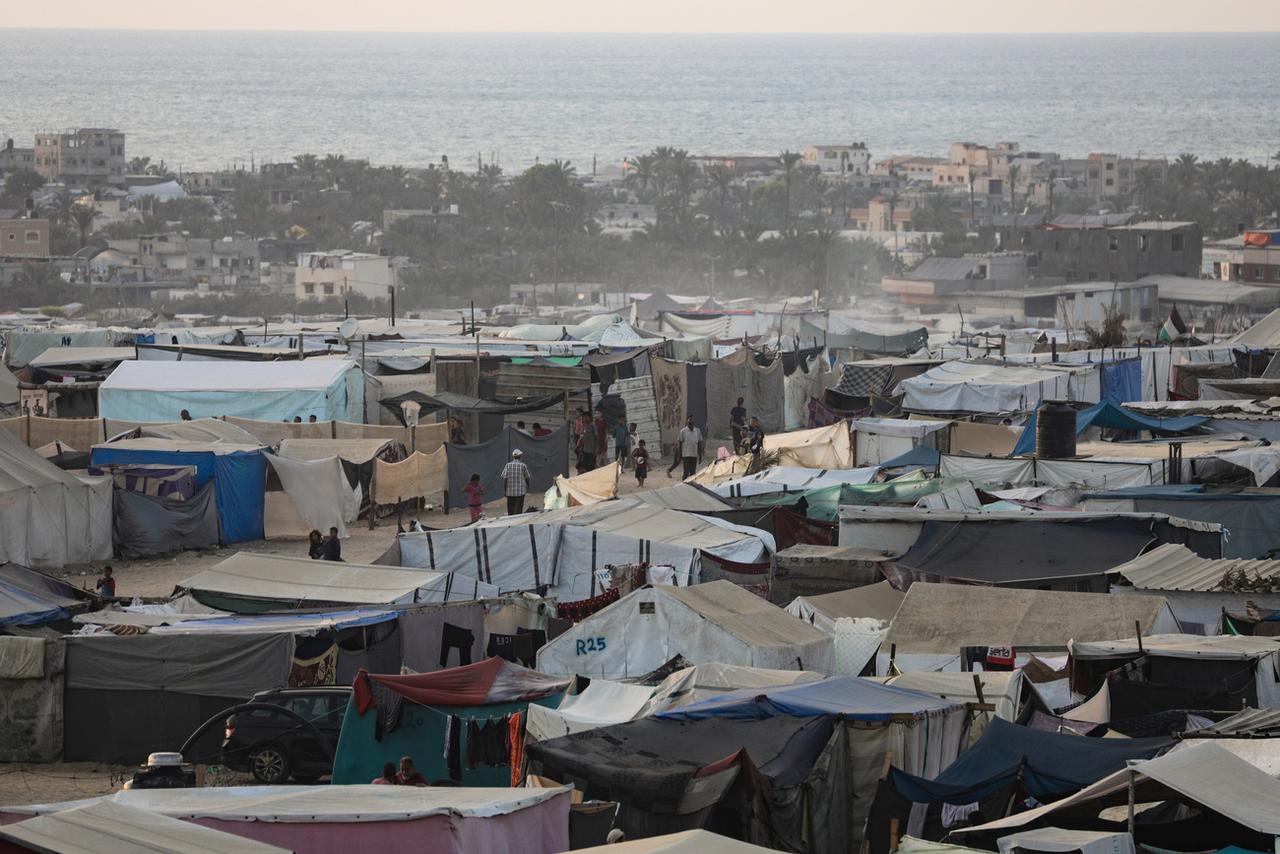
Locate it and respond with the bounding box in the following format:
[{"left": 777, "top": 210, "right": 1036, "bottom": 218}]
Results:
[
  {"left": 502, "top": 449, "right": 531, "bottom": 515},
  {"left": 667, "top": 416, "right": 704, "bottom": 480}
]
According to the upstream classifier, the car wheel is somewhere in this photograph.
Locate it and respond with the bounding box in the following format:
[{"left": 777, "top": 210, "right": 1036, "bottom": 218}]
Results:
[{"left": 250, "top": 747, "right": 290, "bottom": 784}]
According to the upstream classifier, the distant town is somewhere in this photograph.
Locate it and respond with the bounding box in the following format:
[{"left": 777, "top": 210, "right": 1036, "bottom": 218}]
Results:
[{"left": 1, "top": 128, "right": 1278, "bottom": 336}]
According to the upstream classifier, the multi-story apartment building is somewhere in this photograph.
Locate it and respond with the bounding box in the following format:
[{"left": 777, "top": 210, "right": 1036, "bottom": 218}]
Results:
[
  {"left": 991, "top": 218, "right": 1202, "bottom": 282},
  {"left": 294, "top": 250, "right": 394, "bottom": 301},
  {"left": 0, "top": 139, "right": 36, "bottom": 175},
  {"left": 802, "top": 143, "right": 871, "bottom": 178},
  {"left": 0, "top": 217, "right": 50, "bottom": 257},
  {"left": 34, "top": 128, "right": 126, "bottom": 186}
]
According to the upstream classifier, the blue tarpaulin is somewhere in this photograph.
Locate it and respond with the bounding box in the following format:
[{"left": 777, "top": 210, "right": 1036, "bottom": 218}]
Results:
[
  {"left": 90, "top": 445, "right": 266, "bottom": 544},
  {"left": 1100, "top": 358, "right": 1142, "bottom": 405},
  {"left": 655, "top": 676, "right": 962, "bottom": 722},
  {"left": 888, "top": 717, "right": 1171, "bottom": 803},
  {"left": 0, "top": 564, "right": 87, "bottom": 626},
  {"left": 1012, "top": 402, "right": 1208, "bottom": 456},
  {"left": 879, "top": 446, "right": 941, "bottom": 470}
]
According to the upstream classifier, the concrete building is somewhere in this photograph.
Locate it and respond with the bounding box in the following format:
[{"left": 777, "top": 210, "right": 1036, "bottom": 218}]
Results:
[
  {"left": 1239, "top": 230, "right": 1280, "bottom": 285},
  {"left": 295, "top": 250, "right": 394, "bottom": 302},
  {"left": 952, "top": 280, "right": 1159, "bottom": 326},
  {"left": 990, "top": 219, "right": 1202, "bottom": 282},
  {"left": 881, "top": 254, "right": 1048, "bottom": 305},
  {"left": 0, "top": 217, "right": 50, "bottom": 257},
  {"left": 872, "top": 155, "right": 946, "bottom": 183},
  {"left": 0, "top": 139, "right": 36, "bottom": 175},
  {"left": 383, "top": 207, "right": 461, "bottom": 229},
  {"left": 850, "top": 196, "right": 915, "bottom": 232},
  {"left": 134, "top": 233, "right": 260, "bottom": 287},
  {"left": 1052, "top": 154, "right": 1169, "bottom": 201},
  {"left": 595, "top": 203, "right": 657, "bottom": 231},
  {"left": 802, "top": 143, "right": 871, "bottom": 178},
  {"left": 34, "top": 129, "right": 126, "bottom": 187}
]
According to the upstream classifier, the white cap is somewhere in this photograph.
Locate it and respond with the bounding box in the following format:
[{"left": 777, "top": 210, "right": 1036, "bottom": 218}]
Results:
[{"left": 512, "top": 449, "right": 523, "bottom": 458}]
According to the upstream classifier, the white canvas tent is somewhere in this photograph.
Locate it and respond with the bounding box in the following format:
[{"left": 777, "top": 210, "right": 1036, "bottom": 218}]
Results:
[
  {"left": 98, "top": 359, "right": 363, "bottom": 422},
  {"left": 0, "top": 426, "right": 112, "bottom": 567},
  {"left": 851, "top": 418, "right": 948, "bottom": 467},
  {"left": 708, "top": 465, "right": 878, "bottom": 498},
  {"left": 897, "top": 360, "right": 1100, "bottom": 414},
  {"left": 536, "top": 580, "right": 834, "bottom": 678},
  {"left": 690, "top": 423, "right": 855, "bottom": 485},
  {"left": 395, "top": 497, "right": 769, "bottom": 598},
  {"left": 177, "top": 552, "right": 499, "bottom": 608},
  {"left": 524, "top": 678, "right": 657, "bottom": 742}
]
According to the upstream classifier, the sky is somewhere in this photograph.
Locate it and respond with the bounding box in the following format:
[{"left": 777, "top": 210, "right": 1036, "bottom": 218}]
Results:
[{"left": 1, "top": 0, "right": 1275, "bottom": 32}]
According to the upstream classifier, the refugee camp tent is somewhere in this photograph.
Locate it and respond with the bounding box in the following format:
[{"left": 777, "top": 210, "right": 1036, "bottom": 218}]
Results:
[
  {"left": 0, "top": 786, "right": 573, "bottom": 854},
  {"left": 1069, "top": 634, "right": 1280, "bottom": 713},
  {"left": 176, "top": 552, "right": 500, "bottom": 612},
  {"left": 708, "top": 465, "right": 879, "bottom": 498},
  {"left": 854, "top": 511, "right": 1222, "bottom": 592},
  {"left": 331, "top": 656, "right": 570, "bottom": 786},
  {"left": 884, "top": 583, "right": 1180, "bottom": 657},
  {"left": 852, "top": 418, "right": 949, "bottom": 467},
  {"left": 0, "top": 800, "right": 291, "bottom": 854},
  {"left": 394, "top": 498, "right": 770, "bottom": 599},
  {"left": 1010, "top": 402, "right": 1209, "bottom": 456},
  {"left": 1082, "top": 485, "right": 1280, "bottom": 559},
  {"left": 112, "top": 480, "right": 220, "bottom": 558},
  {"left": 98, "top": 359, "right": 364, "bottom": 422},
  {"left": 633, "top": 482, "right": 734, "bottom": 513},
  {"left": 90, "top": 439, "right": 267, "bottom": 544},
  {"left": 952, "top": 742, "right": 1280, "bottom": 850},
  {"left": 1106, "top": 542, "right": 1280, "bottom": 634},
  {"left": 786, "top": 581, "right": 906, "bottom": 631},
  {"left": 690, "top": 423, "right": 855, "bottom": 486},
  {"left": 706, "top": 349, "right": 784, "bottom": 437},
  {"left": 0, "top": 563, "right": 91, "bottom": 625},
  {"left": 576, "top": 829, "right": 777, "bottom": 854},
  {"left": 800, "top": 315, "right": 929, "bottom": 355},
  {"left": 536, "top": 580, "right": 833, "bottom": 678},
  {"left": 897, "top": 360, "right": 1100, "bottom": 414},
  {"left": 524, "top": 678, "right": 657, "bottom": 742},
  {"left": 638, "top": 662, "right": 826, "bottom": 716},
  {"left": 0, "top": 426, "right": 112, "bottom": 568},
  {"left": 63, "top": 631, "right": 294, "bottom": 762},
  {"left": 882, "top": 671, "right": 1029, "bottom": 725},
  {"left": 866, "top": 718, "right": 1172, "bottom": 854},
  {"left": 544, "top": 462, "right": 619, "bottom": 508},
  {"left": 770, "top": 543, "right": 898, "bottom": 602}
]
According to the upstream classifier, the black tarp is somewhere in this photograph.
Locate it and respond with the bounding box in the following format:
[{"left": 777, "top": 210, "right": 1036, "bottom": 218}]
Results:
[
  {"left": 112, "top": 482, "right": 219, "bottom": 559},
  {"left": 890, "top": 517, "right": 1221, "bottom": 589},
  {"left": 686, "top": 362, "right": 707, "bottom": 431},
  {"left": 445, "top": 424, "right": 569, "bottom": 508},
  {"left": 526, "top": 714, "right": 833, "bottom": 843},
  {"left": 380, "top": 390, "right": 568, "bottom": 425}
]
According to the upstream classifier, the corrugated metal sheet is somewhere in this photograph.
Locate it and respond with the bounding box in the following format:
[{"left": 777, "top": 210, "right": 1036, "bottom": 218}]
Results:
[
  {"left": 495, "top": 363, "right": 590, "bottom": 430},
  {"left": 1113, "top": 543, "right": 1280, "bottom": 592},
  {"left": 602, "top": 375, "right": 661, "bottom": 454},
  {"left": 1188, "top": 707, "right": 1280, "bottom": 737}
]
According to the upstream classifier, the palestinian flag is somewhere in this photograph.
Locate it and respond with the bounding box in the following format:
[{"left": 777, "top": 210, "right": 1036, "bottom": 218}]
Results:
[{"left": 1158, "top": 303, "right": 1187, "bottom": 342}]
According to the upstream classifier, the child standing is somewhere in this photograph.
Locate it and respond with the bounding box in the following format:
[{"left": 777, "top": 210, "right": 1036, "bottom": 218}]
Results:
[
  {"left": 632, "top": 439, "right": 649, "bottom": 487},
  {"left": 464, "top": 473, "right": 485, "bottom": 522}
]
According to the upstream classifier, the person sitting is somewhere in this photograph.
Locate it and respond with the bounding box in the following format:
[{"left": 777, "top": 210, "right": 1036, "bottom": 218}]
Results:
[
  {"left": 321, "top": 527, "right": 342, "bottom": 561},
  {"left": 179, "top": 409, "right": 193, "bottom": 421},
  {"left": 371, "top": 762, "right": 398, "bottom": 785},
  {"left": 307, "top": 529, "right": 324, "bottom": 560},
  {"left": 531, "top": 422, "right": 551, "bottom": 438},
  {"left": 396, "top": 756, "right": 428, "bottom": 786}
]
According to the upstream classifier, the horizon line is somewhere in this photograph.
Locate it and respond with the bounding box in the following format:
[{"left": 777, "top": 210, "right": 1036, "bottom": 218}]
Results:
[{"left": 2, "top": 26, "right": 1278, "bottom": 35}]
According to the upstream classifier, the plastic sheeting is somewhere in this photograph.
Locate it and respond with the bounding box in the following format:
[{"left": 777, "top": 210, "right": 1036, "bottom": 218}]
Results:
[
  {"left": 546, "top": 461, "right": 620, "bottom": 508},
  {"left": 940, "top": 454, "right": 1160, "bottom": 489},
  {"left": 267, "top": 454, "right": 353, "bottom": 538},
  {"left": 65, "top": 632, "right": 293, "bottom": 698},
  {"left": 639, "top": 663, "right": 826, "bottom": 716},
  {"left": 525, "top": 679, "right": 656, "bottom": 742},
  {"left": 99, "top": 360, "right": 363, "bottom": 422},
  {"left": 355, "top": 656, "right": 569, "bottom": 707},
  {"left": 0, "top": 426, "right": 112, "bottom": 568},
  {"left": 1011, "top": 401, "right": 1209, "bottom": 456},
  {"left": 113, "top": 481, "right": 219, "bottom": 559},
  {"left": 373, "top": 448, "right": 448, "bottom": 504},
  {"left": 655, "top": 675, "right": 962, "bottom": 721},
  {"left": 709, "top": 465, "right": 878, "bottom": 498},
  {"left": 445, "top": 425, "right": 568, "bottom": 508},
  {"left": 898, "top": 361, "right": 1099, "bottom": 414},
  {"left": 536, "top": 580, "right": 833, "bottom": 679},
  {"left": 706, "top": 350, "right": 784, "bottom": 439}
]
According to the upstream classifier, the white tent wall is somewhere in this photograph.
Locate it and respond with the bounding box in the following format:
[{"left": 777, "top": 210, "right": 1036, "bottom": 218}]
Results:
[
  {"left": 536, "top": 585, "right": 832, "bottom": 678},
  {"left": 1006, "top": 345, "right": 1240, "bottom": 403},
  {"left": 264, "top": 455, "right": 356, "bottom": 539},
  {"left": 852, "top": 418, "right": 948, "bottom": 467},
  {"left": 938, "top": 455, "right": 1160, "bottom": 489},
  {"left": 897, "top": 361, "right": 1100, "bottom": 414}
]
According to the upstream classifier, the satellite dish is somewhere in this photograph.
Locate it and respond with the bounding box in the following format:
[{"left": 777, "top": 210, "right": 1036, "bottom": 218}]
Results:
[{"left": 338, "top": 318, "right": 359, "bottom": 340}]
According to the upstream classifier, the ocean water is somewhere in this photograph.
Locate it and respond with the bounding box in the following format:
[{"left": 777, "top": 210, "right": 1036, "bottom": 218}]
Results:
[{"left": 2, "top": 30, "right": 1277, "bottom": 172}]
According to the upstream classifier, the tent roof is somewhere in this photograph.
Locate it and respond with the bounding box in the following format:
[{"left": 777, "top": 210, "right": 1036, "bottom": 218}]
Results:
[
  {"left": 4, "top": 784, "right": 569, "bottom": 824},
  {"left": 642, "top": 663, "right": 826, "bottom": 715},
  {"left": 1011, "top": 402, "right": 1209, "bottom": 456},
  {"left": 655, "top": 674, "right": 963, "bottom": 721},
  {"left": 177, "top": 552, "right": 494, "bottom": 606},
  {"left": 637, "top": 482, "right": 734, "bottom": 512},
  {"left": 0, "top": 423, "right": 98, "bottom": 491},
  {"left": 1231, "top": 305, "right": 1280, "bottom": 347},
  {"left": 0, "top": 799, "right": 290, "bottom": 854},
  {"left": 357, "top": 656, "right": 569, "bottom": 707},
  {"left": 0, "top": 563, "right": 90, "bottom": 625},
  {"left": 884, "top": 582, "right": 1173, "bottom": 653},
  {"left": 658, "top": 580, "right": 831, "bottom": 651},
  {"left": 1109, "top": 542, "right": 1280, "bottom": 591},
  {"left": 577, "top": 829, "right": 777, "bottom": 853},
  {"left": 0, "top": 362, "right": 19, "bottom": 405},
  {"left": 1071, "top": 633, "right": 1280, "bottom": 661},
  {"left": 100, "top": 359, "right": 356, "bottom": 392},
  {"left": 28, "top": 346, "right": 136, "bottom": 368},
  {"left": 955, "top": 741, "right": 1280, "bottom": 837},
  {"left": 129, "top": 418, "right": 265, "bottom": 445},
  {"left": 276, "top": 438, "right": 396, "bottom": 463},
  {"left": 790, "top": 581, "right": 906, "bottom": 623},
  {"left": 145, "top": 609, "right": 399, "bottom": 635}
]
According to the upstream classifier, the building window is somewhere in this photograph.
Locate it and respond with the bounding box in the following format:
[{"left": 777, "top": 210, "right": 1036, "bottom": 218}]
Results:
[
  {"left": 1139, "top": 235, "right": 1149, "bottom": 252},
  {"left": 303, "top": 283, "right": 314, "bottom": 295},
  {"left": 1108, "top": 236, "right": 1119, "bottom": 251},
  {"left": 323, "top": 284, "right": 334, "bottom": 296},
  {"left": 1170, "top": 234, "right": 1184, "bottom": 252},
  {"left": 1105, "top": 179, "right": 1114, "bottom": 187},
  {"left": 1105, "top": 162, "right": 1115, "bottom": 170},
  {"left": 5, "top": 232, "right": 14, "bottom": 242},
  {"left": 25, "top": 231, "right": 39, "bottom": 242}
]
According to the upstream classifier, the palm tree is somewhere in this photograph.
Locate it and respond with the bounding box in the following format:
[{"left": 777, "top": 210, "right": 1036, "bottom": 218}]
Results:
[
  {"left": 321, "top": 154, "right": 346, "bottom": 187},
  {"left": 69, "top": 203, "right": 96, "bottom": 247},
  {"left": 127, "top": 156, "right": 151, "bottom": 174},
  {"left": 1134, "top": 166, "right": 1161, "bottom": 210},
  {"left": 778, "top": 150, "right": 803, "bottom": 229},
  {"left": 45, "top": 189, "right": 76, "bottom": 227},
  {"left": 293, "top": 153, "right": 320, "bottom": 178},
  {"left": 1007, "top": 164, "right": 1021, "bottom": 215},
  {"left": 623, "top": 154, "right": 657, "bottom": 202}
]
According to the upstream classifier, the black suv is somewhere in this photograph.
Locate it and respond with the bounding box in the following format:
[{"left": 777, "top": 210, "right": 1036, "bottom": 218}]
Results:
[{"left": 220, "top": 687, "right": 351, "bottom": 784}]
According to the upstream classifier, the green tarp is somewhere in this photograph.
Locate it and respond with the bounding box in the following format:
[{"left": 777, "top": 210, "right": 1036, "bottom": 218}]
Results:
[{"left": 730, "top": 472, "right": 969, "bottom": 521}]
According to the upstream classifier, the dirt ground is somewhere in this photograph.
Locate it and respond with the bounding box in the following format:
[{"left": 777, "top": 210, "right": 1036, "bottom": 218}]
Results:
[{"left": 0, "top": 449, "right": 716, "bottom": 804}]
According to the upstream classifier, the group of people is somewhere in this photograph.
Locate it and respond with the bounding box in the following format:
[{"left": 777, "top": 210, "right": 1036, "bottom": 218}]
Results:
[
  {"left": 371, "top": 756, "right": 433, "bottom": 787},
  {"left": 307, "top": 527, "right": 343, "bottom": 561}
]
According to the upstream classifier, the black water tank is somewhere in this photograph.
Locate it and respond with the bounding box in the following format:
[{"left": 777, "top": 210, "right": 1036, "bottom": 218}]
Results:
[{"left": 1036, "top": 400, "right": 1077, "bottom": 459}]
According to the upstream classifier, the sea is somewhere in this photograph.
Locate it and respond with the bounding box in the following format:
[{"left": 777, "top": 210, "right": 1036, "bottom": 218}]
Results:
[{"left": 2, "top": 30, "right": 1278, "bottom": 173}]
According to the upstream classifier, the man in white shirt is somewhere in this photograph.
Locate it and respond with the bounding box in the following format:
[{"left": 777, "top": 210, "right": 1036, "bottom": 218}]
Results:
[{"left": 667, "top": 416, "right": 704, "bottom": 480}]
